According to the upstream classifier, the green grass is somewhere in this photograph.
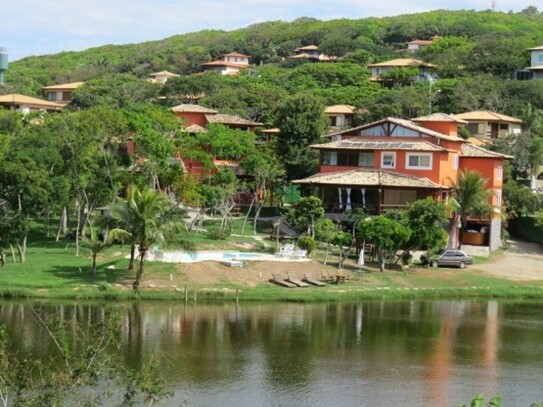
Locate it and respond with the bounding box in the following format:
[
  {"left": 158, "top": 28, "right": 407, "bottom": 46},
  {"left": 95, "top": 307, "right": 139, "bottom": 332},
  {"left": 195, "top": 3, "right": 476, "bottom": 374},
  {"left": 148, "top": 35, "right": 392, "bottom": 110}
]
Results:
[{"left": 1, "top": 221, "right": 543, "bottom": 303}]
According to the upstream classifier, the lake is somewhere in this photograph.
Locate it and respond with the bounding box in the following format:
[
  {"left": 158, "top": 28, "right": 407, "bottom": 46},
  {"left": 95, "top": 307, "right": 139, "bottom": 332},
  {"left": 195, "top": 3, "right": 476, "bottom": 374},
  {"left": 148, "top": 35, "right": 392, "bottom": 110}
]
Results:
[{"left": 1, "top": 300, "right": 542, "bottom": 406}]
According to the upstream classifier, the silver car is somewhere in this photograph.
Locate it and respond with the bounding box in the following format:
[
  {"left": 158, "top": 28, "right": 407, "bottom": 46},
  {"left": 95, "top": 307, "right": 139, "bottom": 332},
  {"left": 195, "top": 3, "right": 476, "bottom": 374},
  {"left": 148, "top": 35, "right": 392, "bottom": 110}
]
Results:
[{"left": 420, "top": 249, "right": 474, "bottom": 269}]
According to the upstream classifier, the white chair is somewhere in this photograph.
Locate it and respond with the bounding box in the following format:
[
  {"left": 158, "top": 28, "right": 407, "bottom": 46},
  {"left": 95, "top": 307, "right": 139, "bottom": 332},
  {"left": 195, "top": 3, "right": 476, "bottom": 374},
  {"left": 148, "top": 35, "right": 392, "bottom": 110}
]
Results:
[{"left": 275, "top": 243, "right": 295, "bottom": 258}]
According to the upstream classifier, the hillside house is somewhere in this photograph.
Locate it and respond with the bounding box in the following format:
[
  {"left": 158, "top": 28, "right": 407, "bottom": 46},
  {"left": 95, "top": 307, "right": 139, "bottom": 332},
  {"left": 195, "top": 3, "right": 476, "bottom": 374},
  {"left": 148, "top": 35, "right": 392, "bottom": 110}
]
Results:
[
  {"left": 171, "top": 104, "right": 262, "bottom": 132},
  {"left": 42, "top": 81, "right": 84, "bottom": 105},
  {"left": 0, "top": 93, "right": 63, "bottom": 113},
  {"left": 289, "top": 45, "right": 333, "bottom": 61},
  {"left": 293, "top": 113, "right": 511, "bottom": 251},
  {"left": 516, "top": 46, "right": 543, "bottom": 80},
  {"left": 405, "top": 36, "right": 439, "bottom": 52},
  {"left": 325, "top": 105, "right": 361, "bottom": 131},
  {"left": 454, "top": 111, "right": 522, "bottom": 140},
  {"left": 368, "top": 58, "right": 436, "bottom": 82},
  {"left": 201, "top": 52, "right": 251, "bottom": 75}
]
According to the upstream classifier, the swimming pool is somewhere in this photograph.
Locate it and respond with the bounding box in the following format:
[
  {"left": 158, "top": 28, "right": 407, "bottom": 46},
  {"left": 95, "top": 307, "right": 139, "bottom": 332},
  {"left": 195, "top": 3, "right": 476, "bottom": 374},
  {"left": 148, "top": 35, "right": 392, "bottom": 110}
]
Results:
[{"left": 153, "top": 251, "right": 275, "bottom": 263}]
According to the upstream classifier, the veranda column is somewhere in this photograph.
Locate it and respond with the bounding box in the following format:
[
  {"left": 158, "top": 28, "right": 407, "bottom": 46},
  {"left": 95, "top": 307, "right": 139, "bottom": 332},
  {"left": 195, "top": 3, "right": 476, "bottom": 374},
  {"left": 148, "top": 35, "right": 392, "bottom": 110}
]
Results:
[
  {"left": 346, "top": 187, "right": 352, "bottom": 211},
  {"left": 338, "top": 187, "right": 343, "bottom": 210}
]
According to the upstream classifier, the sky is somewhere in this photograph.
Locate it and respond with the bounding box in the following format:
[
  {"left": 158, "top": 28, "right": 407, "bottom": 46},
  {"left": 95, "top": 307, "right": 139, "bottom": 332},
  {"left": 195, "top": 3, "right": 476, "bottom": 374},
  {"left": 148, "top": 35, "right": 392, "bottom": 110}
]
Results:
[{"left": 0, "top": 0, "right": 534, "bottom": 62}]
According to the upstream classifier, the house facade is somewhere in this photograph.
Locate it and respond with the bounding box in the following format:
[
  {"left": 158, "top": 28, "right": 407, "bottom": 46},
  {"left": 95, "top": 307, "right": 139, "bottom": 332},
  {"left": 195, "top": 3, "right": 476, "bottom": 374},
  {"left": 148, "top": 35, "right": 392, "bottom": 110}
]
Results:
[
  {"left": 42, "top": 82, "right": 84, "bottom": 105},
  {"left": 368, "top": 58, "right": 436, "bottom": 81},
  {"left": 454, "top": 110, "right": 522, "bottom": 140},
  {"left": 201, "top": 52, "right": 251, "bottom": 75},
  {"left": 516, "top": 46, "right": 543, "bottom": 80},
  {"left": 0, "top": 93, "right": 64, "bottom": 113},
  {"left": 325, "top": 105, "right": 359, "bottom": 131},
  {"left": 293, "top": 114, "right": 511, "bottom": 251}
]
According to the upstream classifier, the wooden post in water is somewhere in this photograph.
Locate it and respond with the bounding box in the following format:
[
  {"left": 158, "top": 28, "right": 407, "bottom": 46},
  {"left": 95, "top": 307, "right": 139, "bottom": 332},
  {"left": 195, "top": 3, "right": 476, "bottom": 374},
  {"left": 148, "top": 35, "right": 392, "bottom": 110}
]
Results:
[
  {"left": 236, "top": 288, "right": 239, "bottom": 305},
  {"left": 194, "top": 290, "right": 197, "bottom": 304},
  {"left": 184, "top": 285, "right": 188, "bottom": 305}
]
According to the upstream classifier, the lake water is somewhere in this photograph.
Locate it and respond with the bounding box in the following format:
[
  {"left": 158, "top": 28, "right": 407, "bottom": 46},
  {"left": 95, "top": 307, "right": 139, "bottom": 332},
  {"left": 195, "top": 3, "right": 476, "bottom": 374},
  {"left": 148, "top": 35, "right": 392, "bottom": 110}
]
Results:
[{"left": 1, "top": 300, "right": 542, "bottom": 406}]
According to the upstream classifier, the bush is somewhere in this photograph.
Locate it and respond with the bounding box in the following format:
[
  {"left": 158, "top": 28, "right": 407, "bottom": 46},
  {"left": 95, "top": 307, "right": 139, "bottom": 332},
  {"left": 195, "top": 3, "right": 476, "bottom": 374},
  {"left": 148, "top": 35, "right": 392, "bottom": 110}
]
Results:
[
  {"left": 297, "top": 236, "right": 317, "bottom": 254},
  {"left": 205, "top": 227, "right": 230, "bottom": 240}
]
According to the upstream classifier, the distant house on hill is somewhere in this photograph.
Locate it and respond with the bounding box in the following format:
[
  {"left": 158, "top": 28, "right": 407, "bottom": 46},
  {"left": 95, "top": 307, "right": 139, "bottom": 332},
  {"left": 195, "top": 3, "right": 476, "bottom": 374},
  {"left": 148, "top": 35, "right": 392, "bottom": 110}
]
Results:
[
  {"left": 290, "top": 45, "right": 333, "bottom": 61},
  {"left": 454, "top": 111, "right": 522, "bottom": 141},
  {"left": 171, "top": 104, "right": 262, "bottom": 132},
  {"left": 148, "top": 70, "right": 180, "bottom": 84},
  {"left": 325, "top": 105, "right": 362, "bottom": 131},
  {"left": 368, "top": 58, "right": 436, "bottom": 82},
  {"left": 42, "top": 81, "right": 84, "bottom": 105},
  {"left": 516, "top": 46, "right": 543, "bottom": 80},
  {"left": 201, "top": 52, "right": 251, "bottom": 75},
  {"left": 405, "top": 36, "right": 440, "bottom": 52},
  {"left": 0, "top": 93, "right": 63, "bottom": 113}
]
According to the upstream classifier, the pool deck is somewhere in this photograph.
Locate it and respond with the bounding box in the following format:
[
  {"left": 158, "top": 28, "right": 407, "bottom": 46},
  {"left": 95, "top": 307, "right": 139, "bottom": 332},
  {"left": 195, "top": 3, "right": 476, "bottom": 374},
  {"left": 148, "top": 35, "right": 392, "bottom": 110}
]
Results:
[{"left": 149, "top": 250, "right": 311, "bottom": 263}]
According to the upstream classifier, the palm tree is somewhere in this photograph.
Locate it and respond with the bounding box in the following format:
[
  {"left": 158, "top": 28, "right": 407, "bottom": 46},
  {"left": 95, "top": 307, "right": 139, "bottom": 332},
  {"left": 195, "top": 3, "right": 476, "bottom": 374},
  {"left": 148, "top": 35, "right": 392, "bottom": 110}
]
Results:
[
  {"left": 80, "top": 226, "right": 111, "bottom": 277},
  {"left": 109, "top": 186, "right": 193, "bottom": 284},
  {"left": 450, "top": 170, "right": 492, "bottom": 248}
]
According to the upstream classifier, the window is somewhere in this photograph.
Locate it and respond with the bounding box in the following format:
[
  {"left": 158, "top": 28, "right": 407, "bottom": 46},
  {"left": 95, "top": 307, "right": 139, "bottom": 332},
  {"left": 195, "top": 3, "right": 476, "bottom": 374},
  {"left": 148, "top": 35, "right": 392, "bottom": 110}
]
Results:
[
  {"left": 496, "top": 189, "right": 502, "bottom": 207},
  {"left": 538, "top": 54, "right": 543, "bottom": 63},
  {"left": 322, "top": 151, "right": 337, "bottom": 165},
  {"left": 406, "top": 153, "right": 432, "bottom": 169},
  {"left": 47, "top": 92, "right": 57, "bottom": 101},
  {"left": 453, "top": 154, "right": 459, "bottom": 170},
  {"left": 337, "top": 152, "right": 359, "bottom": 166},
  {"left": 497, "top": 165, "right": 503, "bottom": 180},
  {"left": 358, "top": 152, "right": 374, "bottom": 167},
  {"left": 467, "top": 123, "right": 480, "bottom": 135},
  {"left": 381, "top": 152, "right": 396, "bottom": 168},
  {"left": 499, "top": 123, "right": 509, "bottom": 130},
  {"left": 329, "top": 116, "right": 338, "bottom": 127}
]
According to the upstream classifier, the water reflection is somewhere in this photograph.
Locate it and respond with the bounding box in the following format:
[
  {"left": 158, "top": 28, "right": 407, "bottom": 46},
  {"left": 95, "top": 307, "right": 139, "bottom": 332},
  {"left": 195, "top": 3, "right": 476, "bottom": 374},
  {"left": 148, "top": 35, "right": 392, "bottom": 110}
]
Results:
[{"left": 1, "top": 300, "right": 542, "bottom": 407}]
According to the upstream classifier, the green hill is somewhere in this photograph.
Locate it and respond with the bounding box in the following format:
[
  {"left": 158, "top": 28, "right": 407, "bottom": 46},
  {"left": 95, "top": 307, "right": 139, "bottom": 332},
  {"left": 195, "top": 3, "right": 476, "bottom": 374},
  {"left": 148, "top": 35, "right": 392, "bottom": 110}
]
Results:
[{"left": 4, "top": 8, "right": 543, "bottom": 96}]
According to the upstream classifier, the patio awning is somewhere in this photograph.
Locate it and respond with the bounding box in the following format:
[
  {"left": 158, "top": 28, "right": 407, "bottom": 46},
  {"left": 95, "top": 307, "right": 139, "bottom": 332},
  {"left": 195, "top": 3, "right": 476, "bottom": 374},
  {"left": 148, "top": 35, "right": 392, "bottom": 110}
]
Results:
[{"left": 292, "top": 169, "right": 447, "bottom": 189}]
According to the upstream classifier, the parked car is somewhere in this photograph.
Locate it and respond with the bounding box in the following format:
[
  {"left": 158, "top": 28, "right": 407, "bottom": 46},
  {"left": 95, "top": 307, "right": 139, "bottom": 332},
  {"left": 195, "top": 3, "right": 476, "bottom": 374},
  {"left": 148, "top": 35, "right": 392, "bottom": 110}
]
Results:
[{"left": 420, "top": 249, "right": 473, "bottom": 269}]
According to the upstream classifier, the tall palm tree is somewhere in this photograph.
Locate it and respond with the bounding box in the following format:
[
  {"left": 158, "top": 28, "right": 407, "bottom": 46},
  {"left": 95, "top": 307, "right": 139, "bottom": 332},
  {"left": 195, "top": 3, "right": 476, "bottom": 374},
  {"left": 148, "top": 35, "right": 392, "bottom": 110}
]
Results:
[
  {"left": 109, "top": 186, "right": 193, "bottom": 284},
  {"left": 450, "top": 170, "right": 492, "bottom": 248}
]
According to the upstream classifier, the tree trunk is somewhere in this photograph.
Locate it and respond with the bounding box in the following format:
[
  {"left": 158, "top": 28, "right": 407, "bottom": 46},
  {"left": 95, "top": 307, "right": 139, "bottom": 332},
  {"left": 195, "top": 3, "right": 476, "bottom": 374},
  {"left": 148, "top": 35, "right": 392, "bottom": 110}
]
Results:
[
  {"left": 75, "top": 200, "right": 81, "bottom": 257},
  {"left": 378, "top": 248, "right": 385, "bottom": 272},
  {"left": 128, "top": 244, "right": 136, "bottom": 271},
  {"left": 136, "top": 247, "right": 146, "bottom": 283},
  {"left": 9, "top": 245, "right": 16, "bottom": 263},
  {"left": 241, "top": 195, "right": 256, "bottom": 235},
  {"left": 92, "top": 254, "right": 97, "bottom": 277},
  {"left": 56, "top": 206, "right": 68, "bottom": 242},
  {"left": 16, "top": 243, "right": 25, "bottom": 263},
  {"left": 253, "top": 201, "right": 264, "bottom": 235},
  {"left": 44, "top": 206, "right": 50, "bottom": 237},
  {"left": 324, "top": 242, "right": 330, "bottom": 266}
]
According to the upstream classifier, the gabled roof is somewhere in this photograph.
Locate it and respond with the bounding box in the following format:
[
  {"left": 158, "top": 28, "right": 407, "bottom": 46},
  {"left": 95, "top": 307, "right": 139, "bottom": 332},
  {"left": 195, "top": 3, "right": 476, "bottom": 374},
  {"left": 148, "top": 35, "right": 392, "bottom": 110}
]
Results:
[
  {"left": 296, "top": 45, "right": 319, "bottom": 51},
  {"left": 325, "top": 117, "right": 464, "bottom": 142},
  {"left": 325, "top": 105, "right": 357, "bottom": 114},
  {"left": 184, "top": 124, "right": 207, "bottom": 133},
  {"left": 149, "top": 70, "right": 180, "bottom": 77},
  {"left": 293, "top": 169, "right": 446, "bottom": 189},
  {"left": 205, "top": 113, "right": 263, "bottom": 127},
  {"left": 0, "top": 94, "right": 64, "bottom": 109},
  {"left": 310, "top": 139, "right": 447, "bottom": 152},
  {"left": 412, "top": 113, "right": 468, "bottom": 124},
  {"left": 461, "top": 144, "right": 514, "bottom": 159},
  {"left": 223, "top": 52, "right": 250, "bottom": 58},
  {"left": 42, "top": 81, "right": 84, "bottom": 91},
  {"left": 171, "top": 104, "right": 218, "bottom": 114},
  {"left": 454, "top": 111, "right": 522, "bottom": 124},
  {"left": 368, "top": 58, "right": 436, "bottom": 68},
  {"left": 201, "top": 60, "right": 250, "bottom": 68}
]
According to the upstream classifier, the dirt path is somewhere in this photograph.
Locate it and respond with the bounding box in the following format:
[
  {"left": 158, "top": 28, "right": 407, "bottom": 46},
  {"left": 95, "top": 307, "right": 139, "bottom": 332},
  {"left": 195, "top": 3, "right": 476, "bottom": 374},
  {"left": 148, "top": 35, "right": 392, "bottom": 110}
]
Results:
[{"left": 474, "top": 240, "right": 543, "bottom": 281}]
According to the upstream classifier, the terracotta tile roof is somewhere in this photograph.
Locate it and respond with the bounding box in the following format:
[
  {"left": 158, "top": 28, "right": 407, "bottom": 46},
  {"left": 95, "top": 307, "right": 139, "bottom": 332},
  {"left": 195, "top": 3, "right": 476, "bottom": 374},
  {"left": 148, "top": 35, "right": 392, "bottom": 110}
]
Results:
[
  {"left": 412, "top": 113, "right": 468, "bottom": 124},
  {"left": 368, "top": 58, "right": 436, "bottom": 68},
  {"left": 184, "top": 124, "right": 207, "bottom": 133},
  {"left": 205, "top": 113, "right": 263, "bottom": 127},
  {"left": 407, "top": 40, "right": 433, "bottom": 45},
  {"left": 310, "top": 139, "right": 447, "bottom": 152},
  {"left": 223, "top": 52, "right": 250, "bottom": 58},
  {"left": 201, "top": 60, "right": 250, "bottom": 68},
  {"left": 0, "top": 94, "right": 64, "bottom": 109},
  {"left": 325, "top": 105, "right": 357, "bottom": 114},
  {"left": 149, "top": 70, "right": 180, "bottom": 77},
  {"left": 296, "top": 45, "right": 319, "bottom": 51},
  {"left": 42, "top": 81, "right": 84, "bottom": 91},
  {"left": 293, "top": 169, "right": 446, "bottom": 189},
  {"left": 171, "top": 104, "right": 218, "bottom": 113},
  {"left": 213, "top": 159, "right": 244, "bottom": 175},
  {"left": 326, "top": 117, "right": 464, "bottom": 142},
  {"left": 454, "top": 110, "right": 522, "bottom": 123},
  {"left": 461, "top": 144, "right": 513, "bottom": 159}
]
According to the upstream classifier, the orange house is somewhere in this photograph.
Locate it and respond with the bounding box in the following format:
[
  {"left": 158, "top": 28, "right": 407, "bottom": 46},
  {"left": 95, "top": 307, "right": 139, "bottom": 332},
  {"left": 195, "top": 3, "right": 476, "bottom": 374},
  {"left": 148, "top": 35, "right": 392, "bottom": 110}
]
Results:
[{"left": 293, "top": 114, "right": 512, "bottom": 251}]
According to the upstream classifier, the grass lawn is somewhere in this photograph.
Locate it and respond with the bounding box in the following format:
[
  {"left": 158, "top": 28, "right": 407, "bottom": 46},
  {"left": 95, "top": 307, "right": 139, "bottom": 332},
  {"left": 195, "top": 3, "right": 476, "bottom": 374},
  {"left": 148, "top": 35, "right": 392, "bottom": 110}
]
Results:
[{"left": 1, "top": 220, "right": 542, "bottom": 302}]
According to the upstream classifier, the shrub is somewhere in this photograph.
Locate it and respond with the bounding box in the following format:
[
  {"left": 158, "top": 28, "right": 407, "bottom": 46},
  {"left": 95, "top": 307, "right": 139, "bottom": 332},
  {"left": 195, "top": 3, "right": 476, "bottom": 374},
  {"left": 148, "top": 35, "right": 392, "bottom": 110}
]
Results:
[
  {"left": 206, "top": 227, "right": 230, "bottom": 240},
  {"left": 297, "top": 236, "right": 317, "bottom": 254}
]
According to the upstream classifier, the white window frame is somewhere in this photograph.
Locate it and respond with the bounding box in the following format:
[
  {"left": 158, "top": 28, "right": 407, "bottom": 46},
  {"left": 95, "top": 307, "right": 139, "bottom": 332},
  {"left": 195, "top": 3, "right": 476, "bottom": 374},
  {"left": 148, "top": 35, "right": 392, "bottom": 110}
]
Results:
[
  {"left": 453, "top": 154, "right": 459, "bottom": 170},
  {"left": 495, "top": 189, "right": 502, "bottom": 207},
  {"left": 497, "top": 165, "right": 503, "bottom": 180},
  {"left": 381, "top": 152, "right": 396, "bottom": 169},
  {"left": 406, "top": 153, "right": 432, "bottom": 170}
]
